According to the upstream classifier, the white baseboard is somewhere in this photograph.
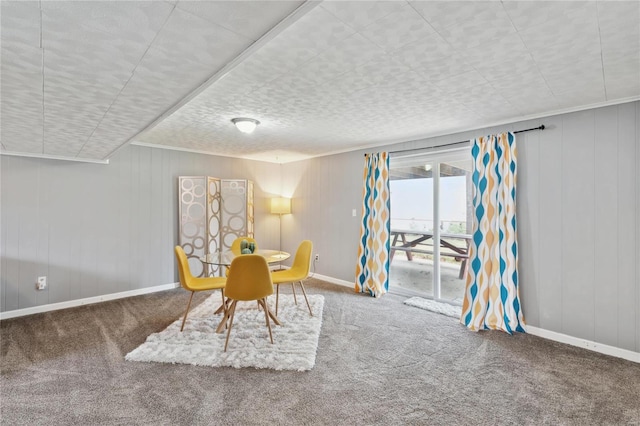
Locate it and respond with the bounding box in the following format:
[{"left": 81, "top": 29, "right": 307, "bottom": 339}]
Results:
[
  {"left": 0, "top": 282, "right": 180, "bottom": 320},
  {"left": 526, "top": 326, "right": 639, "bottom": 364},
  {"left": 311, "top": 273, "right": 639, "bottom": 364},
  {"left": 0, "top": 273, "right": 340, "bottom": 320},
  {"left": 310, "top": 273, "right": 354, "bottom": 289},
  {"left": 3, "top": 277, "right": 638, "bottom": 364}
]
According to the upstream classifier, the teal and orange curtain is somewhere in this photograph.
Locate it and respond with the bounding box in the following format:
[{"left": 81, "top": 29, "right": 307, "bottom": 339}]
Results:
[
  {"left": 461, "top": 132, "right": 525, "bottom": 333},
  {"left": 355, "top": 152, "right": 390, "bottom": 297}
]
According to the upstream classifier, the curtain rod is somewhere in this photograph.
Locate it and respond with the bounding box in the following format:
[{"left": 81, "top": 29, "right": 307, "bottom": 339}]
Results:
[
  {"left": 379, "top": 125, "right": 545, "bottom": 156},
  {"left": 514, "top": 125, "right": 546, "bottom": 134}
]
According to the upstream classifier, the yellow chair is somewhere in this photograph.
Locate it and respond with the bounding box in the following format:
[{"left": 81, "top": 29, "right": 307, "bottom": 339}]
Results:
[
  {"left": 222, "top": 254, "right": 276, "bottom": 352},
  {"left": 174, "top": 246, "right": 226, "bottom": 332},
  {"left": 271, "top": 240, "right": 313, "bottom": 316}
]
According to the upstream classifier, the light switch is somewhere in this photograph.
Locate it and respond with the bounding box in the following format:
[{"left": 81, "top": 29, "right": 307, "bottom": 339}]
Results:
[{"left": 352, "top": 209, "right": 357, "bottom": 217}]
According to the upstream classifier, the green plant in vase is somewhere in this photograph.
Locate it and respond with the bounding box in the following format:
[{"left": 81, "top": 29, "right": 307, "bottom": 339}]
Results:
[{"left": 240, "top": 239, "right": 255, "bottom": 254}]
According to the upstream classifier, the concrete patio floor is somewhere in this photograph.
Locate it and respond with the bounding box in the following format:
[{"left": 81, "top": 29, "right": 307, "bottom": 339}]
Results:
[{"left": 389, "top": 253, "right": 466, "bottom": 304}]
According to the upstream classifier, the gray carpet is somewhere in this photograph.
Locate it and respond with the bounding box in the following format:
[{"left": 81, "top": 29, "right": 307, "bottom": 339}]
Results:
[{"left": 1, "top": 279, "right": 639, "bottom": 425}]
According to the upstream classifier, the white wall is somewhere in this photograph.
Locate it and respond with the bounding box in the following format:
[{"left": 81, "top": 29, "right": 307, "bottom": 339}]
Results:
[{"left": 283, "top": 101, "right": 640, "bottom": 354}]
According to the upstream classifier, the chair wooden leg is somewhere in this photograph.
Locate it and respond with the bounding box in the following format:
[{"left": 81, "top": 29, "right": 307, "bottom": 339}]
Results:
[
  {"left": 214, "top": 292, "right": 229, "bottom": 315},
  {"left": 216, "top": 297, "right": 233, "bottom": 334},
  {"left": 267, "top": 307, "right": 282, "bottom": 326},
  {"left": 298, "top": 281, "right": 313, "bottom": 316},
  {"left": 180, "top": 291, "right": 195, "bottom": 332},
  {"left": 291, "top": 282, "right": 298, "bottom": 304},
  {"left": 224, "top": 300, "right": 238, "bottom": 352},
  {"left": 260, "top": 298, "right": 274, "bottom": 344},
  {"left": 260, "top": 299, "right": 270, "bottom": 327},
  {"left": 275, "top": 284, "right": 280, "bottom": 316}
]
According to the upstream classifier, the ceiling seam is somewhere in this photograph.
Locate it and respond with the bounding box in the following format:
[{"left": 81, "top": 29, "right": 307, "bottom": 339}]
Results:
[
  {"left": 407, "top": 0, "right": 435, "bottom": 32},
  {"left": 73, "top": 2, "right": 178, "bottom": 159},
  {"left": 320, "top": 1, "right": 398, "bottom": 33},
  {"left": 405, "top": 2, "right": 476, "bottom": 83},
  {"left": 595, "top": 2, "right": 608, "bottom": 101},
  {"left": 110, "top": 0, "right": 323, "bottom": 161},
  {"left": 223, "top": 4, "right": 345, "bottom": 107},
  {"left": 175, "top": 4, "right": 255, "bottom": 44},
  {"left": 493, "top": 1, "right": 528, "bottom": 114},
  {"left": 39, "top": 0, "right": 44, "bottom": 155},
  {"left": 407, "top": 1, "right": 517, "bottom": 115},
  {"left": 477, "top": 2, "right": 531, "bottom": 115},
  {"left": 313, "top": 3, "right": 415, "bottom": 98},
  {"left": 501, "top": 1, "right": 556, "bottom": 103}
]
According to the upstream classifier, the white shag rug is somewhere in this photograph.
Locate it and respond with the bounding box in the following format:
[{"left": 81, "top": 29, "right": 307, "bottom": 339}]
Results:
[
  {"left": 126, "top": 294, "right": 324, "bottom": 371},
  {"left": 404, "top": 297, "right": 462, "bottom": 319}
]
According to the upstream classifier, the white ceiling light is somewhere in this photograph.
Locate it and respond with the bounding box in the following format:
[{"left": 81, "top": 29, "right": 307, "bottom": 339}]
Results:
[{"left": 231, "top": 118, "right": 260, "bottom": 134}]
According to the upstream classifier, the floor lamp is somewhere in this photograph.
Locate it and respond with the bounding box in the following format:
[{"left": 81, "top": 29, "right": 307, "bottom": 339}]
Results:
[{"left": 270, "top": 197, "right": 291, "bottom": 255}]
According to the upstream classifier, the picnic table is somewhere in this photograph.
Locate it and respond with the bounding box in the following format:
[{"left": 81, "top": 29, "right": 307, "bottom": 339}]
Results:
[{"left": 390, "top": 229, "right": 471, "bottom": 279}]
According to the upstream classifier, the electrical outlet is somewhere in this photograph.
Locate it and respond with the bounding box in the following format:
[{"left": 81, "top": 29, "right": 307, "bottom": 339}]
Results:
[
  {"left": 36, "top": 276, "right": 47, "bottom": 290},
  {"left": 314, "top": 254, "right": 319, "bottom": 262}
]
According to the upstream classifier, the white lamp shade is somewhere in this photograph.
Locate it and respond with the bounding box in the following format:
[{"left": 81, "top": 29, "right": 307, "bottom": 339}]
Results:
[
  {"left": 231, "top": 118, "right": 260, "bottom": 134},
  {"left": 270, "top": 197, "right": 291, "bottom": 214}
]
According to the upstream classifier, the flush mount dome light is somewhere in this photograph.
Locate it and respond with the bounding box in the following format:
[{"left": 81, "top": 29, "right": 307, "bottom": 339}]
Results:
[{"left": 231, "top": 117, "right": 260, "bottom": 134}]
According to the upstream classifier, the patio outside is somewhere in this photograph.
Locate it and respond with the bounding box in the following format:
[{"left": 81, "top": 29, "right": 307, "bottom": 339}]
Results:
[
  {"left": 389, "top": 159, "right": 471, "bottom": 304},
  {"left": 389, "top": 251, "right": 467, "bottom": 305}
]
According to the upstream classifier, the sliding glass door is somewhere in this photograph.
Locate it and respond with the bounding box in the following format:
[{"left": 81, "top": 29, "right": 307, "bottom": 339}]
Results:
[{"left": 389, "top": 149, "right": 472, "bottom": 304}]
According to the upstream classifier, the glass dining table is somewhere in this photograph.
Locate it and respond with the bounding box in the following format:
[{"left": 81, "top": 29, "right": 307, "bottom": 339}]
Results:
[
  {"left": 200, "top": 249, "right": 290, "bottom": 268},
  {"left": 199, "top": 249, "right": 290, "bottom": 333}
]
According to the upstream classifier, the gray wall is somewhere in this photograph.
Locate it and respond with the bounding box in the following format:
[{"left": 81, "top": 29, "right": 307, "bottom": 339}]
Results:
[
  {"left": 283, "top": 101, "right": 639, "bottom": 353},
  {"left": 1, "top": 101, "right": 638, "bottom": 354},
  {"left": 1, "top": 145, "right": 282, "bottom": 312},
  {"left": 517, "top": 103, "right": 639, "bottom": 352},
  {"left": 280, "top": 150, "right": 365, "bottom": 282}
]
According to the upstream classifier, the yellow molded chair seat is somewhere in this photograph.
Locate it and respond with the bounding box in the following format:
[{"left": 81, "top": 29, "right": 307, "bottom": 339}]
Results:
[
  {"left": 174, "top": 246, "right": 226, "bottom": 332},
  {"left": 222, "top": 254, "right": 276, "bottom": 352},
  {"left": 271, "top": 240, "right": 313, "bottom": 316}
]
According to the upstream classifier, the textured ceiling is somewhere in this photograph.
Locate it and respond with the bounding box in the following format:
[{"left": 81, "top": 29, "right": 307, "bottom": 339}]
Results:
[{"left": 1, "top": 1, "right": 639, "bottom": 164}]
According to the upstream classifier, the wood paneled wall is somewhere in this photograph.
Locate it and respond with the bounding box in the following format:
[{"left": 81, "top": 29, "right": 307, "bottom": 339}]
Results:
[
  {"left": 1, "top": 102, "right": 638, "bottom": 353},
  {"left": 516, "top": 103, "right": 638, "bottom": 352},
  {"left": 1, "top": 146, "right": 281, "bottom": 312},
  {"left": 283, "top": 101, "right": 639, "bottom": 353}
]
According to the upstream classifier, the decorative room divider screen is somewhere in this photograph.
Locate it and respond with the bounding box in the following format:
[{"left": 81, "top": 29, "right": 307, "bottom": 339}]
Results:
[{"left": 178, "top": 177, "right": 254, "bottom": 277}]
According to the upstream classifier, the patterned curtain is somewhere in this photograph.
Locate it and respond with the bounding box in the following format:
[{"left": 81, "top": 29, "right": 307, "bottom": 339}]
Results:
[
  {"left": 461, "top": 132, "right": 525, "bottom": 333},
  {"left": 355, "top": 152, "right": 391, "bottom": 297}
]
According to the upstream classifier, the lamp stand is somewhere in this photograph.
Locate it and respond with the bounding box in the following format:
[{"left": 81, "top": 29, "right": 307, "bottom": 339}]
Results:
[
  {"left": 278, "top": 213, "right": 282, "bottom": 253},
  {"left": 277, "top": 213, "right": 284, "bottom": 270},
  {"left": 270, "top": 196, "right": 291, "bottom": 270}
]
